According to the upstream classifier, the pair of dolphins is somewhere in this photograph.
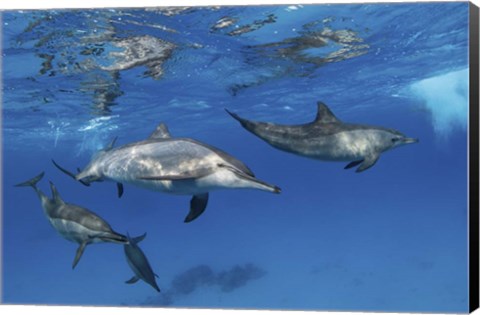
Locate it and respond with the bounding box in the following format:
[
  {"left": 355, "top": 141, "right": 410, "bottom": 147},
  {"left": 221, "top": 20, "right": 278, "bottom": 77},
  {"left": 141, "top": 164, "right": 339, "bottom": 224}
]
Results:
[
  {"left": 52, "top": 101, "right": 418, "bottom": 224},
  {"left": 15, "top": 101, "right": 418, "bottom": 291}
]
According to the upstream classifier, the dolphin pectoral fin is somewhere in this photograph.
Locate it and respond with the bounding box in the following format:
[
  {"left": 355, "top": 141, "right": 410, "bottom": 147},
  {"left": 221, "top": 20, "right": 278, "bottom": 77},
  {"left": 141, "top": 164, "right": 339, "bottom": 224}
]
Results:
[
  {"left": 117, "top": 183, "right": 124, "bottom": 198},
  {"left": 344, "top": 160, "right": 363, "bottom": 170},
  {"left": 126, "top": 276, "right": 140, "bottom": 284},
  {"left": 52, "top": 159, "right": 90, "bottom": 187},
  {"left": 356, "top": 154, "right": 380, "bottom": 173},
  {"left": 184, "top": 193, "right": 209, "bottom": 223},
  {"left": 72, "top": 242, "right": 88, "bottom": 269}
]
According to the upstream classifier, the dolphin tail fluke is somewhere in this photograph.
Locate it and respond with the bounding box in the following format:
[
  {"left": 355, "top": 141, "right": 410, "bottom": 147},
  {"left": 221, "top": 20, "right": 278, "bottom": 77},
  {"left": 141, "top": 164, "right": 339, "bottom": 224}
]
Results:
[
  {"left": 132, "top": 233, "right": 147, "bottom": 244},
  {"left": 126, "top": 232, "right": 147, "bottom": 245},
  {"left": 225, "top": 109, "right": 256, "bottom": 130},
  {"left": 225, "top": 108, "right": 242, "bottom": 122},
  {"left": 14, "top": 172, "right": 45, "bottom": 188}
]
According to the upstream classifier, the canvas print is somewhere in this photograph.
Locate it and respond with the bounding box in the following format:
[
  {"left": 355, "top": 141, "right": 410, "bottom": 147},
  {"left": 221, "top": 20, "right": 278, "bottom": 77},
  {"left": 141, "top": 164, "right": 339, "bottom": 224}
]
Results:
[{"left": 1, "top": 1, "right": 477, "bottom": 313}]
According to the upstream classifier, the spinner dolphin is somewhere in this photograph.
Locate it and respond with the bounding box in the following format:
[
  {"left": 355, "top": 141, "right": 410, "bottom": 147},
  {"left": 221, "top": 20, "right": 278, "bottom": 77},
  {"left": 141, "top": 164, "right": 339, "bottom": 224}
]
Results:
[
  {"left": 123, "top": 233, "right": 160, "bottom": 292},
  {"left": 226, "top": 101, "right": 419, "bottom": 172},
  {"left": 15, "top": 172, "right": 128, "bottom": 269},
  {"left": 53, "top": 123, "right": 280, "bottom": 223}
]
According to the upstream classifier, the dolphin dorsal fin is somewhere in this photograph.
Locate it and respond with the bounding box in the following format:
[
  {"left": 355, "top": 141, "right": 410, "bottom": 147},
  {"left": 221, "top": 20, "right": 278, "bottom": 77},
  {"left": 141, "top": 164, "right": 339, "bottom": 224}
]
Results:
[
  {"left": 149, "top": 123, "right": 171, "bottom": 139},
  {"left": 49, "top": 181, "right": 64, "bottom": 204},
  {"left": 105, "top": 136, "right": 118, "bottom": 151},
  {"left": 314, "top": 102, "right": 340, "bottom": 124}
]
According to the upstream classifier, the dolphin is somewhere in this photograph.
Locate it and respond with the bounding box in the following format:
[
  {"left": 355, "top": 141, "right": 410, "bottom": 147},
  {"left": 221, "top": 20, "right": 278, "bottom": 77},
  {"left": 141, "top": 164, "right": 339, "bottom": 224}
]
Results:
[
  {"left": 53, "top": 123, "right": 280, "bottom": 223},
  {"left": 15, "top": 172, "right": 128, "bottom": 269},
  {"left": 124, "top": 233, "right": 160, "bottom": 292},
  {"left": 226, "top": 101, "right": 419, "bottom": 172}
]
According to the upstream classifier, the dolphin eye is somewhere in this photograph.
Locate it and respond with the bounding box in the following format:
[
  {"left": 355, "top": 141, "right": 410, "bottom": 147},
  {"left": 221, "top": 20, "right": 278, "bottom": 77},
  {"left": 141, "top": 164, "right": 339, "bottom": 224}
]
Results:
[{"left": 391, "top": 138, "right": 399, "bottom": 143}]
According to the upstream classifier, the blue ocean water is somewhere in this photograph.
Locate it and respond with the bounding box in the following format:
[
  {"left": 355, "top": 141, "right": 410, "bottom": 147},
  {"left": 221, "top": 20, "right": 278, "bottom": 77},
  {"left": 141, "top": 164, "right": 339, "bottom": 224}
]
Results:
[{"left": 0, "top": 2, "right": 470, "bottom": 312}]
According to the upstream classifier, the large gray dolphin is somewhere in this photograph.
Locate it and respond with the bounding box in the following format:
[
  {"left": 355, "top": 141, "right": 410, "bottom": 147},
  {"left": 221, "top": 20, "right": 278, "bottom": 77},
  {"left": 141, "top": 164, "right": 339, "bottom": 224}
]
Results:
[
  {"left": 53, "top": 123, "right": 280, "bottom": 223},
  {"left": 15, "top": 172, "right": 128, "bottom": 269},
  {"left": 124, "top": 233, "right": 160, "bottom": 292},
  {"left": 226, "top": 101, "right": 418, "bottom": 172}
]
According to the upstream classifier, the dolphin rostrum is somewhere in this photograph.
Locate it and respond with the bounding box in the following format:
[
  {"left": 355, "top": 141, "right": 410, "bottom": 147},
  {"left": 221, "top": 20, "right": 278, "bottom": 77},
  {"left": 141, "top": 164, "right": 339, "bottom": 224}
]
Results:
[
  {"left": 124, "top": 233, "right": 160, "bottom": 292},
  {"left": 226, "top": 101, "right": 419, "bottom": 172},
  {"left": 15, "top": 172, "right": 128, "bottom": 269},
  {"left": 53, "top": 123, "right": 280, "bottom": 223}
]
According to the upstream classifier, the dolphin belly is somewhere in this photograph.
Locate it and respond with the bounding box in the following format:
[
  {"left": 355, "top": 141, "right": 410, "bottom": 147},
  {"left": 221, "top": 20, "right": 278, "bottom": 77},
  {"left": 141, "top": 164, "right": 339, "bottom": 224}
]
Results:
[
  {"left": 111, "top": 165, "right": 274, "bottom": 195},
  {"left": 48, "top": 217, "right": 101, "bottom": 243},
  {"left": 300, "top": 130, "right": 379, "bottom": 161},
  {"left": 122, "top": 176, "right": 207, "bottom": 195},
  {"left": 264, "top": 131, "right": 371, "bottom": 162}
]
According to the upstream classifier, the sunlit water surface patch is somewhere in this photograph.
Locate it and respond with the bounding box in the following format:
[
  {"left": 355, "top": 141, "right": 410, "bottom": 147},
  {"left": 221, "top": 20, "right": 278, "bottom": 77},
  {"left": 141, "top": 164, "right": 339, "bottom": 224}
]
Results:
[{"left": 408, "top": 68, "right": 468, "bottom": 139}]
